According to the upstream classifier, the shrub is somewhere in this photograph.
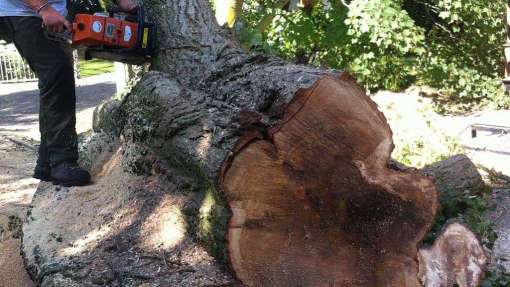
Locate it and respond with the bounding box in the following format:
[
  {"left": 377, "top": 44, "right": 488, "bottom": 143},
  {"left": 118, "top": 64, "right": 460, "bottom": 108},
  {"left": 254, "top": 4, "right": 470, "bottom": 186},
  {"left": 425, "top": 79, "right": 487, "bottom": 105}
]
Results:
[{"left": 238, "top": 0, "right": 509, "bottom": 108}]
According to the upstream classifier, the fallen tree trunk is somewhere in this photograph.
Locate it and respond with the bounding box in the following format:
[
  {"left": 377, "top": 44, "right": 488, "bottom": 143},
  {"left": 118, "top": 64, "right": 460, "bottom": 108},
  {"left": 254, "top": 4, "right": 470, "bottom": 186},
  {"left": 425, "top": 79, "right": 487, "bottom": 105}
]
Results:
[
  {"left": 21, "top": 0, "right": 440, "bottom": 285},
  {"left": 221, "top": 76, "right": 438, "bottom": 286}
]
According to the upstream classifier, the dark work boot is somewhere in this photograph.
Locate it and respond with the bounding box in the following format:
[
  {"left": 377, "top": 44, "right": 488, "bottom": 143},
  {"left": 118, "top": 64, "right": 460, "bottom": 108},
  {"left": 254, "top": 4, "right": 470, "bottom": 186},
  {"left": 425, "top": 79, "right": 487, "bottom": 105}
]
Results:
[
  {"left": 33, "top": 143, "right": 51, "bottom": 181},
  {"left": 33, "top": 161, "right": 52, "bottom": 181},
  {"left": 51, "top": 162, "right": 91, "bottom": 187}
]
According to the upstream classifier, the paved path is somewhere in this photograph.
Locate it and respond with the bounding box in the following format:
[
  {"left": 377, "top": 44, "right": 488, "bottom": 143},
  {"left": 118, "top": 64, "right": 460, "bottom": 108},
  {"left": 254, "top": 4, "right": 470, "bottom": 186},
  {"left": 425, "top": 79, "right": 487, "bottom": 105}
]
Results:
[
  {"left": 0, "top": 73, "right": 116, "bottom": 140},
  {"left": 373, "top": 90, "right": 510, "bottom": 176},
  {"left": 441, "top": 110, "right": 510, "bottom": 176}
]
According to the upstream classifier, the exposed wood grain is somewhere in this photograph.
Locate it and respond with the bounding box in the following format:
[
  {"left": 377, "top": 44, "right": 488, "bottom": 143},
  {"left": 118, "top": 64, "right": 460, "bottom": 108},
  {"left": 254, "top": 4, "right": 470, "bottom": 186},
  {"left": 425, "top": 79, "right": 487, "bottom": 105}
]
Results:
[{"left": 221, "top": 76, "right": 438, "bottom": 286}]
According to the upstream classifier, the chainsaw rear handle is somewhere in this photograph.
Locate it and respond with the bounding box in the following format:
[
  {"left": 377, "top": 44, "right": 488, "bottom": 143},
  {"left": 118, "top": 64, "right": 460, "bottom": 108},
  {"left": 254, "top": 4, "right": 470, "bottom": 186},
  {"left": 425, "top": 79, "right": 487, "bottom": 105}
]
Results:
[
  {"left": 122, "top": 5, "right": 157, "bottom": 55},
  {"left": 130, "top": 5, "right": 144, "bottom": 52},
  {"left": 101, "top": 5, "right": 148, "bottom": 54}
]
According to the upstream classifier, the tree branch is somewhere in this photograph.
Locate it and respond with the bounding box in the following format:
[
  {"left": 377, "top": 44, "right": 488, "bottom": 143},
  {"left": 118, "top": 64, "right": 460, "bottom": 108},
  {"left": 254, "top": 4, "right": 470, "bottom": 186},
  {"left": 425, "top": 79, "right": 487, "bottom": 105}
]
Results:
[{"left": 255, "top": 0, "right": 291, "bottom": 33}]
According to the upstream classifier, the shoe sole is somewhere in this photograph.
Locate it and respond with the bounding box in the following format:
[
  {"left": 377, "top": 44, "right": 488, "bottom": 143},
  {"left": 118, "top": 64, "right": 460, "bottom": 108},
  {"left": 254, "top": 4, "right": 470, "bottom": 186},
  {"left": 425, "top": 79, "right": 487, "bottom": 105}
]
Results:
[
  {"left": 33, "top": 173, "right": 52, "bottom": 182},
  {"left": 52, "top": 179, "right": 91, "bottom": 187},
  {"left": 35, "top": 170, "right": 91, "bottom": 186}
]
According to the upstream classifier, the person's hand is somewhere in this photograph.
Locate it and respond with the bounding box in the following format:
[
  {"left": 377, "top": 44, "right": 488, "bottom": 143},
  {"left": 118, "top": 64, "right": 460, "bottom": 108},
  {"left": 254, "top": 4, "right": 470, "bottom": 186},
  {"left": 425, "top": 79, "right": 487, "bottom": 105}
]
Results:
[
  {"left": 117, "top": 0, "right": 138, "bottom": 13},
  {"left": 39, "top": 5, "right": 72, "bottom": 33}
]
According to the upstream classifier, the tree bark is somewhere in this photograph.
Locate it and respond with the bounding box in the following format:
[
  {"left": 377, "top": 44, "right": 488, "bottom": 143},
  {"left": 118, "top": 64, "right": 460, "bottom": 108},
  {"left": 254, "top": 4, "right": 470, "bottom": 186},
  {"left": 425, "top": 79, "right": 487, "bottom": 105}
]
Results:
[
  {"left": 131, "top": 0, "right": 439, "bottom": 284},
  {"left": 21, "top": 0, "right": 440, "bottom": 286},
  {"left": 418, "top": 222, "right": 487, "bottom": 287}
]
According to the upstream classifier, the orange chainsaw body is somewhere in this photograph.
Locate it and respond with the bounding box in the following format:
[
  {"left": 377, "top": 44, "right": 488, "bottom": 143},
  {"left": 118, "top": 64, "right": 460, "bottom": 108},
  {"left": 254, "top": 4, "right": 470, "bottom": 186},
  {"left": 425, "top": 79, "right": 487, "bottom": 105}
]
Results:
[{"left": 72, "top": 14, "right": 138, "bottom": 48}]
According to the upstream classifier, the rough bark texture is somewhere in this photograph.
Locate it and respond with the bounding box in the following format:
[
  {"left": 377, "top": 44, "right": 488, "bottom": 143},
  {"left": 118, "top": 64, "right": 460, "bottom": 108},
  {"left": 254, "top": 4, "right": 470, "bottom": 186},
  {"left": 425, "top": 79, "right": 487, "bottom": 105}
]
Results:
[
  {"left": 20, "top": 0, "right": 443, "bottom": 285},
  {"left": 486, "top": 186, "right": 510, "bottom": 275},
  {"left": 421, "top": 154, "right": 485, "bottom": 196}
]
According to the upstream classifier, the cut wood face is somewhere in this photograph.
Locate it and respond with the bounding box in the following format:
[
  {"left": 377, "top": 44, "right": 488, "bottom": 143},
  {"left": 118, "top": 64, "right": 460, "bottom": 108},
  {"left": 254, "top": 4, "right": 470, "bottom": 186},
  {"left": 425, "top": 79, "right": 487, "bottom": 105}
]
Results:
[{"left": 221, "top": 75, "right": 439, "bottom": 287}]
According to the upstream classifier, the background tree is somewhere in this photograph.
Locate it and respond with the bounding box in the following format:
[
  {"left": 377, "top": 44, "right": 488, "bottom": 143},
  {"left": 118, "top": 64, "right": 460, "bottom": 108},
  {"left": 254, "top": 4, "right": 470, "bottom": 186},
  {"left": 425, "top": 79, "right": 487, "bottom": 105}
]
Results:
[{"left": 235, "top": 0, "right": 509, "bottom": 108}]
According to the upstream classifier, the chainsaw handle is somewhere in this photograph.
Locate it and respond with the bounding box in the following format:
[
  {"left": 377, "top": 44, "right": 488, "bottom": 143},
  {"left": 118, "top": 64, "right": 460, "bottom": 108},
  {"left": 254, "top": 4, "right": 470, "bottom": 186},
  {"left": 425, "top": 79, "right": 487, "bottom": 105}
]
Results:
[{"left": 123, "top": 5, "right": 145, "bottom": 53}]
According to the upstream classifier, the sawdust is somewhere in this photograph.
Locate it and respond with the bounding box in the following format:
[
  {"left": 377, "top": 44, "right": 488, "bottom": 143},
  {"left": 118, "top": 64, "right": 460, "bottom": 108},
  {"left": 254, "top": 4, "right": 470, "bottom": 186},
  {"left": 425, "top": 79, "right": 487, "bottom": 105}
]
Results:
[
  {"left": 0, "top": 137, "right": 38, "bottom": 287},
  {"left": 23, "top": 146, "right": 236, "bottom": 286},
  {"left": 0, "top": 74, "right": 117, "bottom": 286},
  {"left": 0, "top": 237, "right": 35, "bottom": 287}
]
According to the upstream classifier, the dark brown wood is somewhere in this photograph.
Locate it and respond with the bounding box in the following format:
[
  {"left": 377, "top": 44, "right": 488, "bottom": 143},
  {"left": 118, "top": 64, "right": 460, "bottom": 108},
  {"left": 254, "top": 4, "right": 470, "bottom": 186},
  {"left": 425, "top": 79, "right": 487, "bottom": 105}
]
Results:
[{"left": 221, "top": 75, "right": 438, "bottom": 286}]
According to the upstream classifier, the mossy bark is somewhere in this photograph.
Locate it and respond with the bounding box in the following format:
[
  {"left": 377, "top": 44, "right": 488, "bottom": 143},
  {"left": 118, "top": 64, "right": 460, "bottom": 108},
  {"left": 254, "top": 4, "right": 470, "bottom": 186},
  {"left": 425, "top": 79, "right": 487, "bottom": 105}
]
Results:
[{"left": 104, "top": 0, "right": 439, "bottom": 285}]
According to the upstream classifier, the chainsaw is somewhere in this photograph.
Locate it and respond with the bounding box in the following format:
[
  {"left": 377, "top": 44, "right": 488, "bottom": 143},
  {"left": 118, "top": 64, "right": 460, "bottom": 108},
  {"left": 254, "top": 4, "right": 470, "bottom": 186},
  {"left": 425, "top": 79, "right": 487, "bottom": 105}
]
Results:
[{"left": 45, "top": 5, "right": 156, "bottom": 65}]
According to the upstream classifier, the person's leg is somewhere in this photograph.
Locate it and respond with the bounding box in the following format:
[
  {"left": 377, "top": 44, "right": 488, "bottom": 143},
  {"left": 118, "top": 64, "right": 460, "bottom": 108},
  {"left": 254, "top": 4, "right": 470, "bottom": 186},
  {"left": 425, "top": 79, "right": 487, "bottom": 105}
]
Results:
[
  {"left": 33, "top": 45, "right": 76, "bottom": 181},
  {"left": 4, "top": 16, "right": 89, "bottom": 186},
  {"left": 0, "top": 18, "right": 13, "bottom": 43},
  {"left": 34, "top": 135, "right": 51, "bottom": 180},
  {"left": 0, "top": 17, "right": 51, "bottom": 180}
]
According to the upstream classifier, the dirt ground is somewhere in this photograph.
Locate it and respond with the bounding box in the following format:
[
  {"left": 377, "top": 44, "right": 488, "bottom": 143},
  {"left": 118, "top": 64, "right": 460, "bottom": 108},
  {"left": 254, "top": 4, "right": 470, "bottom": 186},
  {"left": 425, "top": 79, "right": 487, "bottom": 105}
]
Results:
[
  {"left": 0, "top": 136, "right": 38, "bottom": 287},
  {"left": 373, "top": 89, "right": 510, "bottom": 175},
  {"left": 0, "top": 74, "right": 116, "bottom": 287}
]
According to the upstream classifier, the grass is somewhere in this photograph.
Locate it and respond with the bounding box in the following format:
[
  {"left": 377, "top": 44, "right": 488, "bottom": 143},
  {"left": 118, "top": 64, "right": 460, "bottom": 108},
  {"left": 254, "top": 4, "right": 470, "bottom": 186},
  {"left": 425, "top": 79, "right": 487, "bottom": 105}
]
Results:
[{"left": 79, "top": 59, "right": 114, "bottom": 77}]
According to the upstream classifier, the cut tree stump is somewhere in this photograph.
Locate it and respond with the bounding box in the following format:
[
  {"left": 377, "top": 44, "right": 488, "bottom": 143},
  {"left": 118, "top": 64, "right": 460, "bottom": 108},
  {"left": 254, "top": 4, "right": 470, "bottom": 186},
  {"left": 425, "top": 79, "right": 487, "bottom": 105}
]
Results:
[
  {"left": 20, "top": 0, "right": 442, "bottom": 284},
  {"left": 221, "top": 75, "right": 439, "bottom": 286}
]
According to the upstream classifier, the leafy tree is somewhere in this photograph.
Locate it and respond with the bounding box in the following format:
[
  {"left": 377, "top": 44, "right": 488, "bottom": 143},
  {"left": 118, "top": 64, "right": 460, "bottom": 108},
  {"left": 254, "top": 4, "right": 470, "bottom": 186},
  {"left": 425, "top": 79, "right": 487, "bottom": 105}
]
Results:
[
  {"left": 408, "top": 0, "right": 508, "bottom": 108},
  {"left": 68, "top": 0, "right": 104, "bottom": 18},
  {"left": 236, "top": 0, "right": 510, "bottom": 108}
]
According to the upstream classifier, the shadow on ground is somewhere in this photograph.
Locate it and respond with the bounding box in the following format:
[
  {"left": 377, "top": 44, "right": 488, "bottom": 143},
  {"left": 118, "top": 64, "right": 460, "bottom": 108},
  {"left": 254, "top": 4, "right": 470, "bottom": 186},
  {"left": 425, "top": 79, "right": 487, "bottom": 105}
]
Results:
[{"left": 0, "top": 82, "right": 116, "bottom": 131}]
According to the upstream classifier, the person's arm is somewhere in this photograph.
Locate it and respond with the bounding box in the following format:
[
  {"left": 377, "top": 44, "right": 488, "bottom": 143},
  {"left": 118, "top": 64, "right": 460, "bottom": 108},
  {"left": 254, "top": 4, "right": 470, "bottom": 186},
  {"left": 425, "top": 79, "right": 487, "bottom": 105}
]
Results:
[{"left": 23, "top": 0, "right": 72, "bottom": 33}]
